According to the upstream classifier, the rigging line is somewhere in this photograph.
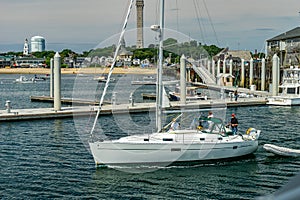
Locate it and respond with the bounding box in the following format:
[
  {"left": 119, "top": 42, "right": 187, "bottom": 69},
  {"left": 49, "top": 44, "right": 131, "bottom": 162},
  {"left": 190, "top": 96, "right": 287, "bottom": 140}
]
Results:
[
  {"left": 90, "top": 0, "right": 135, "bottom": 136},
  {"left": 203, "top": 0, "right": 220, "bottom": 46},
  {"left": 175, "top": 0, "right": 180, "bottom": 56},
  {"left": 175, "top": 0, "right": 179, "bottom": 33},
  {"left": 193, "top": 0, "right": 206, "bottom": 44}
]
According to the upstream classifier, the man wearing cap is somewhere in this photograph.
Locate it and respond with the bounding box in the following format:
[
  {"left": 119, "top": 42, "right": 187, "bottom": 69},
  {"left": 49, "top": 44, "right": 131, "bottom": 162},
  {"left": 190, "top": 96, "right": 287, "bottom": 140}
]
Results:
[{"left": 230, "top": 113, "right": 238, "bottom": 135}]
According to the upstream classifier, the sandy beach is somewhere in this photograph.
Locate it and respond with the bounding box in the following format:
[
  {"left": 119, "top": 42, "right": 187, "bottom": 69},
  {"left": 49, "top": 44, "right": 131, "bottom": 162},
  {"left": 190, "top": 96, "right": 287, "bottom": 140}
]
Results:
[{"left": 0, "top": 67, "right": 157, "bottom": 75}]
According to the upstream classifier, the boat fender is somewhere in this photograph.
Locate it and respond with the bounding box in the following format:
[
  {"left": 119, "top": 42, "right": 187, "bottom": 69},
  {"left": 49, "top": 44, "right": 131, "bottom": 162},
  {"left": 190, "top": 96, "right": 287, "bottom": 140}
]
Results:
[
  {"left": 246, "top": 128, "right": 257, "bottom": 139},
  {"left": 246, "top": 128, "right": 256, "bottom": 134}
]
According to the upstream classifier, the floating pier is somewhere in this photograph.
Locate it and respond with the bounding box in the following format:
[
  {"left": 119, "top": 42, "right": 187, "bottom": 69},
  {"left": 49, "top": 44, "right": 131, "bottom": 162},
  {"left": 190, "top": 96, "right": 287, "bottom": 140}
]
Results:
[
  {"left": 30, "top": 96, "right": 110, "bottom": 105},
  {"left": 0, "top": 98, "right": 267, "bottom": 122}
]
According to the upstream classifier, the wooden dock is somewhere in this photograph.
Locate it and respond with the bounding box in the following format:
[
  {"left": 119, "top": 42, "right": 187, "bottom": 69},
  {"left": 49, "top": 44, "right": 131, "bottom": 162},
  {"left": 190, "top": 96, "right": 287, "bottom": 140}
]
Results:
[
  {"left": 0, "top": 98, "right": 267, "bottom": 122},
  {"left": 30, "top": 96, "right": 110, "bottom": 105}
]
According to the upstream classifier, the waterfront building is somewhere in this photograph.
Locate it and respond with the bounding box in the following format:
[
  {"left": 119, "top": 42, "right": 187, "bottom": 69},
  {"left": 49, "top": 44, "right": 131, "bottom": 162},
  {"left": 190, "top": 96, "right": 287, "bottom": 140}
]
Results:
[
  {"left": 14, "top": 57, "right": 46, "bottom": 68},
  {"left": 0, "top": 56, "right": 12, "bottom": 68},
  {"left": 116, "top": 38, "right": 133, "bottom": 66},
  {"left": 63, "top": 56, "right": 86, "bottom": 68},
  {"left": 31, "top": 36, "right": 46, "bottom": 52},
  {"left": 75, "top": 57, "right": 86, "bottom": 67},
  {"left": 266, "top": 27, "right": 300, "bottom": 66},
  {"left": 215, "top": 48, "right": 252, "bottom": 62}
]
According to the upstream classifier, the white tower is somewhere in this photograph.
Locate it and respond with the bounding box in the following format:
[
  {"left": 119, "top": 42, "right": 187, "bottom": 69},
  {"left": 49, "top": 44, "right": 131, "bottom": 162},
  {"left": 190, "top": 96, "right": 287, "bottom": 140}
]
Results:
[
  {"left": 23, "top": 38, "right": 29, "bottom": 55},
  {"left": 31, "top": 36, "right": 45, "bottom": 52}
]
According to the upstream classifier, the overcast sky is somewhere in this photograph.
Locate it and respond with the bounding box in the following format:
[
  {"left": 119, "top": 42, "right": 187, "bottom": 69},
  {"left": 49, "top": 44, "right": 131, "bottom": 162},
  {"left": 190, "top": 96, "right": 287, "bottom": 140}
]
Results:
[{"left": 1, "top": 0, "right": 299, "bottom": 53}]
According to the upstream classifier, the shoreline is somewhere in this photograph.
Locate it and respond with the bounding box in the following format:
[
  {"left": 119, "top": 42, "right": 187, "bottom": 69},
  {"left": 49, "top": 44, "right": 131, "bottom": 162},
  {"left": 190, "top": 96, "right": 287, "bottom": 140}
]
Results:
[{"left": 0, "top": 67, "right": 157, "bottom": 75}]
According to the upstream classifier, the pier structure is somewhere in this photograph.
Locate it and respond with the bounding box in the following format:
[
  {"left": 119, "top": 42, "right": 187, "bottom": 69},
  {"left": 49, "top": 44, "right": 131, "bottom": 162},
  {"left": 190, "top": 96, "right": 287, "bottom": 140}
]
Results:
[
  {"left": 212, "top": 58, "right": 215, "bottom": 78},
  {"left": 50, "top": 58, "right": 54, "bottom": 98},
  {"left": 0, "top": 98, "right": 267, "bottom": 122},
  {"left": 207, "top": 60, "right": 211, "bottom": 74},
  {"left": 223, "top": 59, "right": 226, "bottom": 74},
  {"left": 261, "top": 58, "right": 266, "bottom": 91},
  {"left": 249, "top": 58, "right": 254, "bottom": 86},
  {"left": 229, "top": 59, "right": 233, "bottom": 82},
  {"left": 217, "top": 59, "right": 221, "bottom": 76},
  {"left": 193, "top": 51, "right": 283, "bottom": 95},
  {"left": 54, "top": 52, "right": 61, "bottom": 111},
  {"left": 240, "top": 59, "right": 245, "bottom": 87},
  {"left": 180, "top": 55, "right": 186, "bottom": 104}
]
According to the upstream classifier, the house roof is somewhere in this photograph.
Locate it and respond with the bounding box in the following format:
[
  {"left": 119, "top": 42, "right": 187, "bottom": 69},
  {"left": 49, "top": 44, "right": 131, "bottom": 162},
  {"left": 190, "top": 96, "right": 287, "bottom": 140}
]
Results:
[
  {"left": 215, "top": 48, "right": 252, "bottom": 61},
  {"left": 226, "top": 50, "right": 252, "bottom": 61},
  {"left": 267, "top": 27, "right": 300, "bottom": 42}
]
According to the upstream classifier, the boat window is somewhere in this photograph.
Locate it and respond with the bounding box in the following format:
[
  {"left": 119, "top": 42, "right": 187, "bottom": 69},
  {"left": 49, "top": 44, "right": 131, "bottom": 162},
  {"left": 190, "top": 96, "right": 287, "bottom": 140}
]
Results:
[
  {"left": 287, "top": 88, "right": 296, "bottom": 94},
  {"left": 163, "top": 138, "right": 173, "bottom": 141},
  {"left": 171, "top": 148, "right": 181, "bottom": 152}
]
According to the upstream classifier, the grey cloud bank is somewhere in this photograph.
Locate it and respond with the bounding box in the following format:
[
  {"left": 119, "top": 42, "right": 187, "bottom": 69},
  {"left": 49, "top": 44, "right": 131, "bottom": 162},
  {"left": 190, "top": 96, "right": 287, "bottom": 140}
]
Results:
[{"left": 0, "top": 0, "right": 299, "bottom": 53}]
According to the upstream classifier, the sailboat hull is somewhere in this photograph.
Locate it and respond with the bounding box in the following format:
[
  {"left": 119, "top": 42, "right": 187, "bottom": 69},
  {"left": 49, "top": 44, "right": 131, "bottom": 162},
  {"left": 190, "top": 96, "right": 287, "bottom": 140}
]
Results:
[{"left": 89, "top": 135, "right": 258, "bottom": 166}]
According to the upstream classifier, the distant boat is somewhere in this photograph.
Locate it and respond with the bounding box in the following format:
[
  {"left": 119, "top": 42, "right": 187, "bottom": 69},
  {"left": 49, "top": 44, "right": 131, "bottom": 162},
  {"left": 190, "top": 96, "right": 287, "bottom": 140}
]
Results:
[
  {"left": 14, "top": 76, "right": 35, "bottom": 83},
  {"left": 93, "top": 75, "right": 115, "bottom": 82},
  {"left": 131, "top": 76, "right": 156, "bottom": 85},
  {"left": 267, "top": 66, "right": 300, "bottom": 106},
  {"left": 169, "top": 86, "right": 208, "bottom": 101},
  {"left": 32, "top": 75, "right": 46, "bottom": 82}
]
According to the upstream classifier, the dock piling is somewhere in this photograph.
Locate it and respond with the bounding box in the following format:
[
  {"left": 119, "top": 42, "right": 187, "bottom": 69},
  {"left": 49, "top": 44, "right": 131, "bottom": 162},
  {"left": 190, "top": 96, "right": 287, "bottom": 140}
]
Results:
[
  {"left": 261, "top": 58, "right": 266, "bottom": 91},
  {"left": 217, "top": 59, "right": 221, "bottom": 77},
  {"left": 54, "top": 52, "right": 61, "bottom": 111},
  {"left": 180, "top": 55, "right": 186, "bottom": 104},
  {"left": 50, "top": 58, "right": 54, "bottom": 98},
  {"left": 272, "top": 54, "right": 280, "bottom": 96},
  {"left": 240, "top": 59, "right": 245, "bottom": 87},
  {"left": 250, "top": 58, "right": 254, "bottom": 86}
]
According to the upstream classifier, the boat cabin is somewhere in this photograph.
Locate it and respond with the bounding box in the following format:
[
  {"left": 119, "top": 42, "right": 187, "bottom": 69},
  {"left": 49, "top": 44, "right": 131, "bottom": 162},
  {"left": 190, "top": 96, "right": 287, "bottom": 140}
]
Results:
[{"left": 280, "top": 66, "right": 300, "bottom": 96}]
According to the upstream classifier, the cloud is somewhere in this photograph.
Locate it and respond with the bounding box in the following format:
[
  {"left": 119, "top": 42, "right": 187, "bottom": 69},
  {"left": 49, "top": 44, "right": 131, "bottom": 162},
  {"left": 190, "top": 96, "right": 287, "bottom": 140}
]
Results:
[{"left": 1, "top": 0, "right": 300, "bottom": 53}]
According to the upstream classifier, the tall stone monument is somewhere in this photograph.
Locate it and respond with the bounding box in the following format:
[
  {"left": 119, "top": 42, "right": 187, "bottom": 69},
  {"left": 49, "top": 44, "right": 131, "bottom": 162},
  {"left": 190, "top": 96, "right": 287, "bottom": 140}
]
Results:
[{"left": 136, "top": 0, "right": 144, "bottom": 49}]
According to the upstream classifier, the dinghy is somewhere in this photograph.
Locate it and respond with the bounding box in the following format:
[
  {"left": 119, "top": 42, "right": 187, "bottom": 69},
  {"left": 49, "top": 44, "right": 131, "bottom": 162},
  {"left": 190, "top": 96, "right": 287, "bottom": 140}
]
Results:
[{"left": 263, "top": 144, "right": 300, "bottom": 157}]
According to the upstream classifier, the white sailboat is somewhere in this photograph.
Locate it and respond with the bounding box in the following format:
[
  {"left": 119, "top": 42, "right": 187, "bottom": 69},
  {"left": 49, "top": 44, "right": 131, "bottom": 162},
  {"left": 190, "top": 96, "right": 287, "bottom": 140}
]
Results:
[{"left": 88, "top": 0, "right": 261, "bottom": 167}]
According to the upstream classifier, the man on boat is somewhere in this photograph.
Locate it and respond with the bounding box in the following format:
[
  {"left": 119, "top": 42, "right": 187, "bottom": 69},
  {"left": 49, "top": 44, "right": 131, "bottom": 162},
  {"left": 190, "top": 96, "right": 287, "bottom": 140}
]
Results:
[
  {"left": 230, "top": 113, "right": 238, "bottom": 135},
  {"left": 170, "top": 118, "right": 180, "bottom": 131},
  {"left": 208, "top": 111, "right": 213, "bottom": 118}
]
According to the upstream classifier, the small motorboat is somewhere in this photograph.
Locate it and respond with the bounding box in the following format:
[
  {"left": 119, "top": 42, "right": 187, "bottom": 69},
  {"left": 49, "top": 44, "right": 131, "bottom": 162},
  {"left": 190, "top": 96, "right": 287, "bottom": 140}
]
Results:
[
  {"left": 169, "top": 86, "right": 208, "bottom": 101},
  {"left": 263, "top": 144, "right": 300, "bottom": 157},
  {"left": 14, "top": 76, "right": 35, "bottom": 83},
  {"left": 93, "top": 75, "right": 115, "bottom": 82}
]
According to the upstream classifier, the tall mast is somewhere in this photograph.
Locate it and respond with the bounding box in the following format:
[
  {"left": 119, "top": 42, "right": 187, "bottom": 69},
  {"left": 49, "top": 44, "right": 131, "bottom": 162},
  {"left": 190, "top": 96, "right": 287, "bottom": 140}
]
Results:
[{"left": 156, "top": 0, "right": 164, "bottom": 131}]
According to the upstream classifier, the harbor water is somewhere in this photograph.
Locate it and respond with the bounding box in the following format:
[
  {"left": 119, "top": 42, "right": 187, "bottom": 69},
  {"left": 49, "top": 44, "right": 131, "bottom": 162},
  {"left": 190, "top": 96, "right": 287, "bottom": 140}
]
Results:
[{"left": 1, "top": 74, "right": 300, "bottom": 199}]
